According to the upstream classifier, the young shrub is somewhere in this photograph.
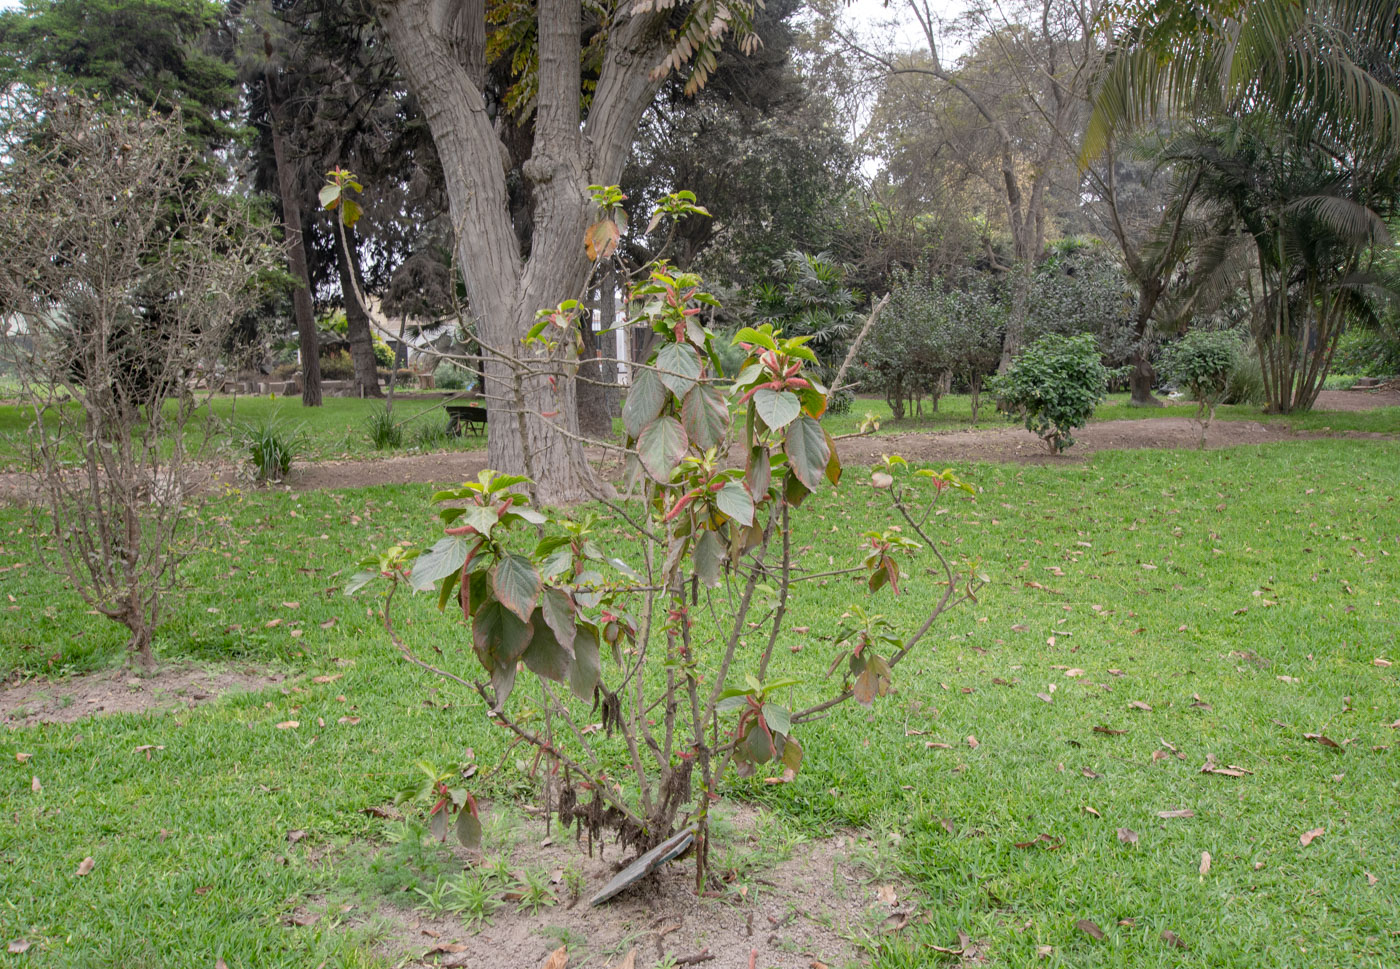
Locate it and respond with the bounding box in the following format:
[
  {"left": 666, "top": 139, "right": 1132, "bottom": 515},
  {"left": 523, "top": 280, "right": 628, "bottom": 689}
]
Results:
[
  {"left": 1221, "top": 345, "right": 1265, "bottom": 405},
  {"left": 0, "top": 95, "right": 275, "bottom": 668},
  {"left": 365, "top": 406, "right": 403, "bottom": 450},
  {"left": 410, "top": 418, "right": 451, "bottom": 451},
  {"left": 1158, "top": 330, "right": 1239, "bottom": 447},
  {"left": 241, "top": 414, "right": 304, "bottom": 483},
  {"left": 990, "top": 332, "right": 1113, "bottom": 452},
  {"left": 350, "top": 208, "right": 984, "bottom": 899}
]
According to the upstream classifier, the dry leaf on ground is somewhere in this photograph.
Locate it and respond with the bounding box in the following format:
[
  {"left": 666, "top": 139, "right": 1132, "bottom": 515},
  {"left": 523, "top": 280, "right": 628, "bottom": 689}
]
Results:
[
  {"left": 876, "top": 884, "right": 897, "bottom": 905},
  {"left": 1300, "top": 827, "right": 1325, "bottom": 846},
  {"left": 1157, "top": 809, "right": 1194, "bottom": 819},
  {"left": 539, "top": 945, "right": 568, "bottom": 969},
  {"left": 7, "top": 940, "right": 31, "bottom": 954},
  {"left": 275, "top": 721, "right": 299, "bottom": 730},
  {"left": 1161, "top": 930, "right": 1188, "bottom": 949},
  {"left": 1076, "top": 918, "right": 1105, "bottom": 940},
  {"left": 75, "top": 856, "right": 94, "bottom": 876},
  {"left": 607, "top": 950, "right": 636, "bottom": 969},
  {"left": 1199, "top": 851, "right": 1211, "bottom": 876},
  {"left": 1117, "top": 828, "right": 1138, "bottom": 844}
]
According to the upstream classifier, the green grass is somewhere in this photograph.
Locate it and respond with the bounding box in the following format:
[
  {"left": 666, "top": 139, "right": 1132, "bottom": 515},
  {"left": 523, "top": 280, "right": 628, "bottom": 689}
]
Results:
[
  {"left": 0, "top": 395, "right": 485, "bottom": 472},
  {"left": 3, "top": 439, "right": 1399, "bottom": 967},
  {"left": 818, "top": 392, "right": 1400, "bottom": 438}
]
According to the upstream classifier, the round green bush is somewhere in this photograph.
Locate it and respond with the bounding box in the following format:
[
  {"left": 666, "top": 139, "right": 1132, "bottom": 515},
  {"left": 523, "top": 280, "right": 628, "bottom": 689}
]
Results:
[
  {"left": 1158, "top": 330, "right": 1239, "bottom": 402},
  {"left": 989, "top": 332, "right": 1112, "bottom": 453}
]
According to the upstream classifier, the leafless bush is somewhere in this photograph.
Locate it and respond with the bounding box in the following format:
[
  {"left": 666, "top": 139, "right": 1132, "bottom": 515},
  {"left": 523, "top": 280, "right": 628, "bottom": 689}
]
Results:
[{"left": 0, "top": 93, "right": 277, "bottom": 668}]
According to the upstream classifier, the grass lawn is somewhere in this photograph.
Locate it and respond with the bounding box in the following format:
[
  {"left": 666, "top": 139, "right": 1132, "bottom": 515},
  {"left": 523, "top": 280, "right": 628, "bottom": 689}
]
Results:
[
  {"left": 2, "top": 438, "right": 1398, "bottom": 967},
  {"left": 0, "top": 394, "right": 485, "bottom": 472},
  {"left": 820, "top": 392, "right": 1400, "bottom": 437}
]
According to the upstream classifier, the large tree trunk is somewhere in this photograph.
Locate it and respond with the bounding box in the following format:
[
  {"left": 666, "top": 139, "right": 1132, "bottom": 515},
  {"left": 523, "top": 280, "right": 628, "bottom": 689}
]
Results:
[
  {"left": 265, "top": 65, "right": 322, "bottom": 407},
  {"left": 335, "top": 223, "right": 384, "bottom": 398},
  {"left": 376, "top": 0, "right": 666, "bottom": 504}
]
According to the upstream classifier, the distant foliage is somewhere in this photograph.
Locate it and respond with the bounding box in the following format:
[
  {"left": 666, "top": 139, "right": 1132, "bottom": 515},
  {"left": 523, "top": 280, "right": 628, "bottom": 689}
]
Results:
[
  {"left": 1159, "top": 329, "right": 1242, "bottom": 446},
  {"left": 1025, "top": 240, "right": 1138, "bottom": 371},
  {"left": 365, "top": 406, "right": 403, "bottom": 450},
  {"left": 991, "top": 333, "right": 1114, "bottom": 452}
]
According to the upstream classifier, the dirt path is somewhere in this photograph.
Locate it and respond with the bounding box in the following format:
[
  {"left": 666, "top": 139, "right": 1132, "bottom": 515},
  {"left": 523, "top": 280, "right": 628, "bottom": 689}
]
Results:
[{"left": 2, "top": 390, "right": 1396, "bottom": 498}]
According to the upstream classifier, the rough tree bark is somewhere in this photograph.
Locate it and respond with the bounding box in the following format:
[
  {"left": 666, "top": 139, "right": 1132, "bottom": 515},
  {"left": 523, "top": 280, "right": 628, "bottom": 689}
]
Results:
[
  {"left": 375, "top": 0, "right": 669, "bottom": 503},
  {"left": 335, "top": 222, "right": 385, "bottom": 397},
  {"left": 265, "top": 60, "right": 323, "bottom": 407}
]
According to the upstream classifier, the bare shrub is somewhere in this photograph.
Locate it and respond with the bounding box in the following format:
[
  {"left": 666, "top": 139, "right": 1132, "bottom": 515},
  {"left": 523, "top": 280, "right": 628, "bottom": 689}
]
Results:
[{"left": 0, "top": 93, "right": 276, "bottom": 668}]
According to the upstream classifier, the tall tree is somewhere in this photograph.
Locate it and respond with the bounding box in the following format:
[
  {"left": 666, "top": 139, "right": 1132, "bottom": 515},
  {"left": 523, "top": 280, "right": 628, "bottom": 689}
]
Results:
[{"left": 372, "top": 1, "right": 761, "bottom": 503}]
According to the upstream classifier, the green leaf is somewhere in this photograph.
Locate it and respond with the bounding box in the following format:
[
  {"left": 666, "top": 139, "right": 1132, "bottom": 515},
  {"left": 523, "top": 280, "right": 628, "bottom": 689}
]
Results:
[
  {"left": 455, "top": 808, "right": 482, "bottom": 849},
  {"left": 539, "top": 587, "right": 577, "bottom": 657},
  {"left": 681, "top": 384, "right": 728, "bottom": 450},
  {"left": 637, "top": 416, "right": 688, "bottom": 482},
  {"left": 784, "top": 416, "right": 830, "bottom": 492},
  {"left": 343, "top": 570, "right": 378, "bottom": 595},
  {"left": 522, "top": 609, "right": 571, "bottom": 683},
  {"left": 716, "top": 481, "right": 755, "bottom": 527},
  {"left": 693, "top": 528, "right": 723, "bottom": 588},
  {"left": 490, "top": 554, "right": 542, "bottom": 623},
  {"left": 437, "top": 567, "right": 462, "bottom": 612},
  {"left": 823, "top": 427, "right": 842, "bottom": 487},
  {"left": 780, "top": 735, "right": 803, "bottom": 773},
  {"left": 732, "top": 327, "right": 777, "bottom": 352},
  {"left": 318, "top": 184, "right": 340, "bottom": 209},
  {"left": 753, "top": 388, "right": 801, "bottom": 431},
  {"left": 568, "top": 626, "right": 602, "bottom": 700},
  {"left": 409, "top": 536, "right": 471, "bottom": 593},
  {"left": 622, "top": 370, "right": 667, "bottom": 439},
  {"left": 655, "top": 343, "right": 701, "bottom": 399},
  {"left": 340, "top": 198, "right": 362, "bottom": 227},
  {"left": 716, "top": 695, "right": 750, "bottom": 714},
  {"left": 746, "top": 446, "right": 771, "bottom": 497},
  {"left": 762, "top": 702, "right": 792, "bottom": 738},
  {"left": 743, "top": 724, "right": 775, "bottom": 764},
  {"left": 430, "top": 809, "right": 448, "bottom": 841},
  {"left": 471, "top": 600, "right": 533, "bottom": 673}
]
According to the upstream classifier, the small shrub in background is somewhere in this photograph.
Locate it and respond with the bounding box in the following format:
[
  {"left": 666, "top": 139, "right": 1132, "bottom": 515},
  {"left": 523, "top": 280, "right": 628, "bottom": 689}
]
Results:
[
  {"left": 433, "top": 361, "right": 474, "bottom": 391},
  {"left": 373, "top": 339, "right": 395, "bottom": 369},
  {"left": 990, "top": 332, "right": 1113, "bottom": 452},
  {"left": 241, "top": 414, "right": 304, "bottom": 483},
  {"left": 365, "top": 406, "right": 403, "bottom": 450},
  {"left": 410, "top": 418, "right": 451, "bottom": 451},
  {"left": 1158, "top": 330, "right": 1239, "bottom": 447},
  {"left": 320, "top": 349, "right": 355, "bottom": 380},
  {"left": 1221, "top": 346, "right": 1265, "bottom": 405}
]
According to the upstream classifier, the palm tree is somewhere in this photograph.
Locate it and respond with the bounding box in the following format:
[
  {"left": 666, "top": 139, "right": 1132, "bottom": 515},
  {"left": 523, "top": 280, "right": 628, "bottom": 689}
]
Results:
[{"left": 1083, "top": 0, "right": 1400, "bottom": 168}]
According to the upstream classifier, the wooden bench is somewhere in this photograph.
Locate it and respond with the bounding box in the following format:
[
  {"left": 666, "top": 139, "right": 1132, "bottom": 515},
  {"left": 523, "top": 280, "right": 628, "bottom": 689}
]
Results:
[{"left": 445, "top": 402, "right": 488, "bottom": 437}]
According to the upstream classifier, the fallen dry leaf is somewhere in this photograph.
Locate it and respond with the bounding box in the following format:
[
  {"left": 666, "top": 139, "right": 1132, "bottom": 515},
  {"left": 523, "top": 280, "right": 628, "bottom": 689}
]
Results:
[
  {"left": 1303, "top": 732, "right": 1341, "bottom": 749},
  {"left": 1161, "top": 929, "right": 1188, "bottom": 949},
  {"left": 275, "top": 721, "right": 299, "bottom": 730},
  {"left": 1374, "top": 658, "right": 1392, "bottom": 667},
  {"left": 539, "top": 945, "right": 568, "bottom": 969},
  {"left": 216, "top": 959, "right": 229, "bottom": 969},
  {"left": 1158, "top": 809, "right": 1195, "bottom": 820},
  {"left": 15, "top": 752, "right": 32, "bottom": 763},
  {"left": 1199, "top": 851, "right": 1211, "bottom": 876},
  {"left": 1300, "top": 827, "right": 1325, "bottom": 847},
  {"left": 1093, "top": 725, "right": 1127, "bottom": 735},
  {"left": 876, "top": 884, "right": 897, "bottom": 905},
  {"left": 1076, "top": 918, "right": 1106, "bottom": 941},
  {"left": 1036, "top": 945, "right": 1053, "bottom": 959},
  {"left": 966, "top": 735, "right": 980, "bottom": 749},
  {"left": 7, "top": 939, "right": 31, "bottom": 954},
  {"left": 286, "top": 830, "right": 306, "bottom": 844},
  {"left": 75, "top": 856, "right": 94, "bottom": 877},
  {"left": 1083, "top": 806, "right": 1101, "bottom": 818},
  {"left": 1014, "top": 833, "right": 1064, "bottom": 850},
  {"left": 337, "top": 716, "right": 361, "bottom": 725},
  {"left": 1367, "top": 872, "right": 1378, "bottom": 886},
  {"left": 608, "top": 951, "right": 637, "bottom": 969},
  {"left": 1128, "top": 700, "right": 1153, "bottom": 711},
  {"left": 311, "top": 674, "right": 342, "bottom": 684},
  {"left": 1035, "top": 692, "right": 1053, "bottom": 703},
  {"left": 30, "top": 776, "right": 40, "bottom": 793},
  {"left": 924, "top": 741, "right": 951, "bottom": 749},
  {"left": 1065, "top": 668, "right": 1086, "bottom": 678},
  {"left": 1080, "top": 766, "right": 1100, "bottom": 779},
  {"left": 1117, "top": 828, "right": 1138, "bottom": 844}
]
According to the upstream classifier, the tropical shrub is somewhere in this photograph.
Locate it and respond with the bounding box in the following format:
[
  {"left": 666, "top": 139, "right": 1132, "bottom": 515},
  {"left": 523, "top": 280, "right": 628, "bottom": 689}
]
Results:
[
  {"left": 350, "top": 223, "right": 984, "bottom": 893},
  {"left": 991, "top": 332, "right": 1114, "bottom": 452},
  {"left": 1158, "top": 329, "right": 1239, "bottom": 446}
]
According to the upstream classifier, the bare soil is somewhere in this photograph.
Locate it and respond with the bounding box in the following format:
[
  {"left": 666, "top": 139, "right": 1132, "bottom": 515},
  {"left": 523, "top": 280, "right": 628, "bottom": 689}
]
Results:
[
  {"left": 1, "top": 662, "right": 287, "bottom": 727},
  {"left": 2, "top": 390, "right": 1395, "bottom": 500},
  {"left": 361, "top": 804, "right": 908, "bottom": 969}
]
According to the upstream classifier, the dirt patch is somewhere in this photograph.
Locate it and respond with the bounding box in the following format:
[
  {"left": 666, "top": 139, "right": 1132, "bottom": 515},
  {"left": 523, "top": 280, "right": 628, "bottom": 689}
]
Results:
[
  {"left": 364, "top": 804, "right": 905, "bottom": 969},
  {"left": 1311, "top": 388, "right": 1400, "bottom": 411},
  {"left": 1, "top": 662, "right": 287, "bottom": 727}
]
